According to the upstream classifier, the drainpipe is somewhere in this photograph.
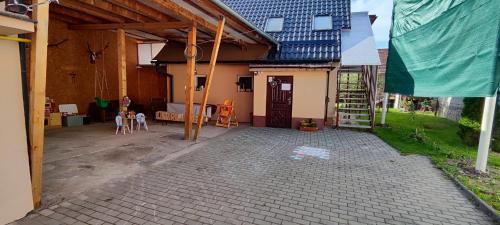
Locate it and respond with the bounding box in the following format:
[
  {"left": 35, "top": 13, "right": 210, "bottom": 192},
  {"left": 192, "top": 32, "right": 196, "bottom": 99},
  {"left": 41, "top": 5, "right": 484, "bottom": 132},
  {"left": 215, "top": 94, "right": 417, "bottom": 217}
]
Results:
[
  {"left": 324, "top": 71, "right": 330, "bottom": 125},
  {"left": 18, "top": 34, "right": 30, "bottom": 139}
]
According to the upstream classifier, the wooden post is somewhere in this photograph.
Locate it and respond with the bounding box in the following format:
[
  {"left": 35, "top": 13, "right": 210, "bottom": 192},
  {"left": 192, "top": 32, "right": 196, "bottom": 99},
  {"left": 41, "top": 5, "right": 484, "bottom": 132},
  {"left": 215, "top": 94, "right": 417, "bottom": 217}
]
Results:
[
  {"left": 193, "top": 18, "right": 225, "bottom": 141},
  {"left": 117, "top": 28, "right": 127, "bottom": 111},
  {"left": 29, "top": 0, "right": 50, "bottom": 208},
  {"left": 476, "top": 95, "right": 497, "bottom": 172},
  {"left": 184, "top": 25, "right": 196, "bottom": 140}
]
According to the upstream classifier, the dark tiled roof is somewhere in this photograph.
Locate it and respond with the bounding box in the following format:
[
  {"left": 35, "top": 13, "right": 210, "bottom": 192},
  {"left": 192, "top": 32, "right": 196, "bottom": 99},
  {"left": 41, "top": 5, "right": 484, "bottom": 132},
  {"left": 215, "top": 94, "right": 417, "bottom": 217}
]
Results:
[{"left": 221, "top": 0, "right": 350, "bottom": 62}]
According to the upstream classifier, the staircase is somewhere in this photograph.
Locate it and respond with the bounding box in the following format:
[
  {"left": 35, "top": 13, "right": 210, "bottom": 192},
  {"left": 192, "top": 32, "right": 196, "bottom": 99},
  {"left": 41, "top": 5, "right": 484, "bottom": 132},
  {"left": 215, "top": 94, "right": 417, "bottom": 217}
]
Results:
[{"left": 336, "top": 70, "right": 373, "bottom": 129}]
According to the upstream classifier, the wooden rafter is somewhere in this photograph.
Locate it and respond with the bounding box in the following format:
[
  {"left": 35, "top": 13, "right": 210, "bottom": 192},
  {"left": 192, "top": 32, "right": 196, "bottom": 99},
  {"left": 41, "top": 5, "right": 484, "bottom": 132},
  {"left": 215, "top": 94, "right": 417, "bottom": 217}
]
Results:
[
  {"left": 69, "top": 22, "right": 189, "bottom": 30},
  {"left": 50, "top": 4, "right": 104, "bottom": 24},
  {"left": 193, "top": 17, "right": 225, "bottom": 141},
  {"left": 58, "top": 0, "right": 126, "bottom": 23},
  {"left": 141, "top": 0, "right": 236, "bottom": 42},
  {"left": 184, "top": 25, "right": 196, "bottom": 140},
  {"left": 102, "top": 0, "right": 172, "bottom": 22},
  {"left": 78, "top": 0, "right": 154, "bottom": 23},
  {"left": 185, "top": 0, "right": 269, "bottom": 45},
  {"left": 29, "top": 0, "right": 50, "bottom": 208}
]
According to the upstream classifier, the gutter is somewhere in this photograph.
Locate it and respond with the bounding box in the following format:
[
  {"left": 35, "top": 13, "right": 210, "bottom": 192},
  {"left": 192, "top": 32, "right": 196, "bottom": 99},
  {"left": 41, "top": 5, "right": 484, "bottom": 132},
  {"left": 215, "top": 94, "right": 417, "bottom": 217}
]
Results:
[{"left": 209, "top": 0, "right": 279, "bottom": 46}]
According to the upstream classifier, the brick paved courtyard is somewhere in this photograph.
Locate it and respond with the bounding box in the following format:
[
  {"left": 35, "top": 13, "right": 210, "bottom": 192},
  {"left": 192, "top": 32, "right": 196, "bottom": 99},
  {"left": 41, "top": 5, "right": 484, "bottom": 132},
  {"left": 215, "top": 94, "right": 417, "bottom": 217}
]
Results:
[{"left": 13, "top": 128, "right": 494, "bottom": 225}]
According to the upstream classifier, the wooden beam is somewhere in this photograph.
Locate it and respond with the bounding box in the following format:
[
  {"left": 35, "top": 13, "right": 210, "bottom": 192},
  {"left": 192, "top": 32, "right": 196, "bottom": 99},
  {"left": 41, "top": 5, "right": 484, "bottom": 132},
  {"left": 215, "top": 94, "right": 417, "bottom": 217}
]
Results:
[
  {"left": 29, "top": 0, "right": 50, "bottom": 208},
  {"left": 50, "top": 4, "right": 104, "bottom": 24},
  {"left": 58, "top": 0, "right": 126, "bottom": 23},
  {"left": 69, "top": 22, "right": 189, "bottom": 30},
  {"left": 193, "top": 17, "right": 225, "bottom": 141},
  {"left": 79, "top": 0, "right": 153, "bottom": 23},
  {"left": 144, "top": 0, "right": 235, "bottom": 41},
  {"left": 117, "top": 29, "right": 127, "bottom": 111},
  {"left": 103, "top": 0, "right": 173, "bottom": 22},
  {"left": 184, "top": 25, "right": 196, "bottom": 140}
]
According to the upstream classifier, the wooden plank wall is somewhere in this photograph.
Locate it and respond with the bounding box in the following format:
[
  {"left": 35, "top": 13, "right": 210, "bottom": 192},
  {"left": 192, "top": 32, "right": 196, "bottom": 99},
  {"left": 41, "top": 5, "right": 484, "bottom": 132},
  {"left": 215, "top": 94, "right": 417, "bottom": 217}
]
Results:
[{"left": 38, "top": 18, "right": 168, "bottom": 115}]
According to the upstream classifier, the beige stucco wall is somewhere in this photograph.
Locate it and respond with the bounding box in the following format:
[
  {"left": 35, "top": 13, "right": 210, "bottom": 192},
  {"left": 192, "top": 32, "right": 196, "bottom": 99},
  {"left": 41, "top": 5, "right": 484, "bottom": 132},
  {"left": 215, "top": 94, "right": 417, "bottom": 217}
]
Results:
[
  {"left": 167, "top": 64, "right": 253, "bottom": 123},
  {"left": 0, "top": 39, "right": 34, "bottom": 224},
  {"left": 253, "top": 69, "right": 331, "bottom": 119},
  {"left": 326, "top": 67, "right": 338, "bottom": 124}
]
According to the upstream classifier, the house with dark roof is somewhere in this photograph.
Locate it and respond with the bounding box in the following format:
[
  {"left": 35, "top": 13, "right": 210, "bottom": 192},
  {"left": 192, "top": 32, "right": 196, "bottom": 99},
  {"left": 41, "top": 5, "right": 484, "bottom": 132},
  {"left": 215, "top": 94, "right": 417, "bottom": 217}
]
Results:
[{"left": 154, "top": 0, "right": 380, "bottom": 129}]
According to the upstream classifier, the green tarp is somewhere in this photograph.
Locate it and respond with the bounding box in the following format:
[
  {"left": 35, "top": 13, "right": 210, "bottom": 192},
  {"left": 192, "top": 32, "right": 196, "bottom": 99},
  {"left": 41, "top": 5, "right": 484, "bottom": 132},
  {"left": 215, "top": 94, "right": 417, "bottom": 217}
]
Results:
[{"left": 385, "top": 0, "right": 500, "bottom": 97}]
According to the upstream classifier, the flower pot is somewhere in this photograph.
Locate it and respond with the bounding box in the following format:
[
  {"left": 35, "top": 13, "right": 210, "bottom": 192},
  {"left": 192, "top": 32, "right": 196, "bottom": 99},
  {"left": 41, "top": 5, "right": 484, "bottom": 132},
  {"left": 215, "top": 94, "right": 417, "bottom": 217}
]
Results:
[{"left": 299, "top": 127, "right": 318, "bottom": 132}]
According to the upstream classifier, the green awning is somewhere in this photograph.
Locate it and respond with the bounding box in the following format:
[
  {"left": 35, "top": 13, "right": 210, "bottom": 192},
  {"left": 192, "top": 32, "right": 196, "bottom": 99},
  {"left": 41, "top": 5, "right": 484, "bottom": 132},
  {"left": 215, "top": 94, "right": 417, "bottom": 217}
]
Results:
[{"left": 385, "top": 0, "right": 500, "bottom": 97}]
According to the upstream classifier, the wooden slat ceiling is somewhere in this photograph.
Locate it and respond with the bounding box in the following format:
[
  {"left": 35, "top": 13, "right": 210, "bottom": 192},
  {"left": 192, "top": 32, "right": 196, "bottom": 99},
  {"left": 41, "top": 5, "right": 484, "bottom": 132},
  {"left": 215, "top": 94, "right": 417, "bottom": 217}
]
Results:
[{"left": 48, "top": 0, "right": 271, "bottom": 45}]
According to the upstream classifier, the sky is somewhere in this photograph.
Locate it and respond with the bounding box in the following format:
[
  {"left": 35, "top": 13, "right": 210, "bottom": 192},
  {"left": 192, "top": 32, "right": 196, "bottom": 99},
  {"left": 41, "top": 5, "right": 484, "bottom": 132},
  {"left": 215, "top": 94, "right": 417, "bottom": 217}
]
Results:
[{"left": 351, "top": 0, "right": 393, "bottom": 49}]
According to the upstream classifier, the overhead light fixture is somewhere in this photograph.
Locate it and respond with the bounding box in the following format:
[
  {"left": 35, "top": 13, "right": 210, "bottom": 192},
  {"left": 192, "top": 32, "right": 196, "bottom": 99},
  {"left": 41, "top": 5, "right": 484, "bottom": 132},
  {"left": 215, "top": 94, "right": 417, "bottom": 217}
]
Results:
[{"left": 2, "top": 0, "right": 59, "bottom": 15}]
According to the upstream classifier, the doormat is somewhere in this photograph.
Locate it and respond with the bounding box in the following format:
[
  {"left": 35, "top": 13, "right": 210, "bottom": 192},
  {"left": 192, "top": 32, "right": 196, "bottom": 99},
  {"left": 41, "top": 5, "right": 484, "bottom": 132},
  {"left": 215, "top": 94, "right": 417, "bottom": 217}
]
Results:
[{"left": 290, "top": 146, "right": 330, "bottom": 160}]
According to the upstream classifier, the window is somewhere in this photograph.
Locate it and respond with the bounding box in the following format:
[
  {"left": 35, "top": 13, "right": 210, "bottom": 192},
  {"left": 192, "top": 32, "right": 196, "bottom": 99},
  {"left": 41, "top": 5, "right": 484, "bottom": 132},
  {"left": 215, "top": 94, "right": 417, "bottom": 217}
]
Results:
[
  {"left": 265, "top": 17, "right": 284, "bottom": 32},
  {"left": 195, "top": 75, "right": 206, "bottom": 91},
  {"left": 313, "top": 15, "right": 332, "bottom": 30},
  {"left": 238, "top": 76, "right": 253, "bottom": 92}
]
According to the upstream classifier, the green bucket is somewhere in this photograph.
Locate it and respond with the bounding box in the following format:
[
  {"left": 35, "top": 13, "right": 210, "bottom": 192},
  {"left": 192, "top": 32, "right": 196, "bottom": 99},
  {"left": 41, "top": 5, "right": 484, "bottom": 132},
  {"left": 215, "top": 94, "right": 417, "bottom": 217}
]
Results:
[{"left": 95, "top": 97, "right": 109, "bottom": 109}]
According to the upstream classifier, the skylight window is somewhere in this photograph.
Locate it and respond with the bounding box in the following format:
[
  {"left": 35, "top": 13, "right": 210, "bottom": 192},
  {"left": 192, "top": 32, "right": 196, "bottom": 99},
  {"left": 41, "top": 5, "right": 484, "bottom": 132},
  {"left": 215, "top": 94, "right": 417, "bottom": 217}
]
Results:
[
  {"left": 313, "top": 15, "right": 332, "bottom": 30},
  {"left": 265, "top": 17, "right": 284, "bottom": 32}
]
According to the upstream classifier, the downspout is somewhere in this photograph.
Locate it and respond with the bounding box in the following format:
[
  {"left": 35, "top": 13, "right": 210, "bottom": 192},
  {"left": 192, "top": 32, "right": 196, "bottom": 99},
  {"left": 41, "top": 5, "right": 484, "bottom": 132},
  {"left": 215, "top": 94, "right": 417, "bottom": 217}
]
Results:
[
  {"left": 324, "top": 71, "right": 330, "bottom": 125},
  {"left": 19, "top": 34, "right": 30, "bottom": 140}
]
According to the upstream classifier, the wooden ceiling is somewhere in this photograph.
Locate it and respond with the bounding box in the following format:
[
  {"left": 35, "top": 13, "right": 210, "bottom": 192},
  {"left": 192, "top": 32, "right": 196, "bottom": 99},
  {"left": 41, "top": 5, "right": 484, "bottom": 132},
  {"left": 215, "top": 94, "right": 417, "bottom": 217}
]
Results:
[{"left": 48, "top": 0, "right": 272, "bottom": 45}]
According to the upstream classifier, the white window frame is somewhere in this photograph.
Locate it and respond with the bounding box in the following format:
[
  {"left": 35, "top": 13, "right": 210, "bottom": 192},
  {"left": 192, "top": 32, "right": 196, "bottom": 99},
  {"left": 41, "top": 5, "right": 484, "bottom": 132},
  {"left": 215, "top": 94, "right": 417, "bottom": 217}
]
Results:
[
  {"left": 195, "top": 74, "right": 207, "bottom": 91},
  {"left": 313, "top": 15, "right": 333, "bottom": 31},
  {"left": 237, "top": 75, "right": 253, "bottom": 92},
  {"left": 265, "top": 17, "right": 284, "bottom": 32}
]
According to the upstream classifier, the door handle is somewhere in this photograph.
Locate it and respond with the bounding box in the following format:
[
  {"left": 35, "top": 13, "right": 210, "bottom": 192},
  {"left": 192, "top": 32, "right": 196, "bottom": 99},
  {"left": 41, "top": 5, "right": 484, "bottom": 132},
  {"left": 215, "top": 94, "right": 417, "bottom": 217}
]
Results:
[{"left": 288, "top": 97, "right": 292, "bottom": 105}]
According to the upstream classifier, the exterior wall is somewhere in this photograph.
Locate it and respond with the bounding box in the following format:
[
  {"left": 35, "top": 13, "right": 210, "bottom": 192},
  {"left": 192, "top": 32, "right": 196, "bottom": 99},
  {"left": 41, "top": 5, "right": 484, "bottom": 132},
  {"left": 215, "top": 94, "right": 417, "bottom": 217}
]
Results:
[
  {"left": 33, "top": 18, "right": 166, "bottom": 116},
  {"left": 438, "top": 97, "right": 464, "bottom": 121},
  {"left": 42, "top": 19, "right": 139, "bottom": 115},
  {"left": 0, "top": 39, "right": 33, "bottom": 224},
  {"left": 167, "top": 64, "right": 253, "bottom": 123},
  {"left": 326, "top": 68, "right": 338, "bottom": 125},
  {"left": 252, "top": 68, "right": 331, "bottom": 129}
]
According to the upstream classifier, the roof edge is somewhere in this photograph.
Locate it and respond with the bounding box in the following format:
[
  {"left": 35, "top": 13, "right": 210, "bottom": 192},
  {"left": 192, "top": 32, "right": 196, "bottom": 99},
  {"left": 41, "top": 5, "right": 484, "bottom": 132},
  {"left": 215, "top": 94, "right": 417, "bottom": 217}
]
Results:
[{"left": 210, "top": 0, "right": 279, "bottom": 46}]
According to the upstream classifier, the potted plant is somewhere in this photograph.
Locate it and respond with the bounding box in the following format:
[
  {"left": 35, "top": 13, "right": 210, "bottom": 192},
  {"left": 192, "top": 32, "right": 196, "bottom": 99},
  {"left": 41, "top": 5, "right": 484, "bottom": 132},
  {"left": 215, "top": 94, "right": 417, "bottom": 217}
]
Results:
[{"left": 299, "top": 118, "right": 318, "bottom": 132}]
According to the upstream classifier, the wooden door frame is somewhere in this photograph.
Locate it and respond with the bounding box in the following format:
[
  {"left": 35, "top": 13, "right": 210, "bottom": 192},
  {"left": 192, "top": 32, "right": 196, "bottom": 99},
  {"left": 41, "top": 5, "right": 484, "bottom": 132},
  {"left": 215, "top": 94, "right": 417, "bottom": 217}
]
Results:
[{"left": 265, "top": 75, "right": 293, "bottom": 128}]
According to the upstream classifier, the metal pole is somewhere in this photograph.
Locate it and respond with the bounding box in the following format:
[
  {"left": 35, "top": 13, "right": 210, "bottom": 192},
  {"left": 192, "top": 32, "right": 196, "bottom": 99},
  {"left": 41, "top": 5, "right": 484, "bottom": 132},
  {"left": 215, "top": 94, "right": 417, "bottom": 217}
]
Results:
[
  {"left": 475, "top": 94, "right": 497, "bottom": 172},
  {"left": 381, "top": 93, "right": 389, "bottom": 125}
]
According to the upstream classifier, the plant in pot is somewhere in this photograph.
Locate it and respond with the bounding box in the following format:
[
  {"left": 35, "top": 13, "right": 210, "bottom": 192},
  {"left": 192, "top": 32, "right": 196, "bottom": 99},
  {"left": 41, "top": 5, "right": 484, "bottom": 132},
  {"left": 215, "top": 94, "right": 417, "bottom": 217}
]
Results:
[{"left": 299, "top": 118, "right": 318, "bottom": 132}]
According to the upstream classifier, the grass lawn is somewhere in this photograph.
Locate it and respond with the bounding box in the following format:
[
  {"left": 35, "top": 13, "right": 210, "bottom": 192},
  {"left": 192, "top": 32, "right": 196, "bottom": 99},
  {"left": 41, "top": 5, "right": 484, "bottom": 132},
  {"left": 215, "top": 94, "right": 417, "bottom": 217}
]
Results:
[{"left": 374, "top": 109, "right": 500, "bottom": 212}]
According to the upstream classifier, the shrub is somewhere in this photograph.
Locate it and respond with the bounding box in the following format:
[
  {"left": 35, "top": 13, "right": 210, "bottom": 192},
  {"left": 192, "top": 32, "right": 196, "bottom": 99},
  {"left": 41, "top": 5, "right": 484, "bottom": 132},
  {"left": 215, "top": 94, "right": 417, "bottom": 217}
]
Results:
[{"left": 457, "top": 117, "right": 481, "bottom": 146}]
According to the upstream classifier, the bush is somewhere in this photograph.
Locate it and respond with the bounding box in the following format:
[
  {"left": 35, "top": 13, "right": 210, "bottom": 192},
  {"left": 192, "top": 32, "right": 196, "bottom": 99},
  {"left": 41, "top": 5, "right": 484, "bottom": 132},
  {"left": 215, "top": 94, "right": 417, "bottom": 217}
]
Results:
[
  {"left": 458, "top": 117, "right": 481, "bottom": 146},
  {"left": 459, "top": 97, "right": 500, "bottom": 152}
]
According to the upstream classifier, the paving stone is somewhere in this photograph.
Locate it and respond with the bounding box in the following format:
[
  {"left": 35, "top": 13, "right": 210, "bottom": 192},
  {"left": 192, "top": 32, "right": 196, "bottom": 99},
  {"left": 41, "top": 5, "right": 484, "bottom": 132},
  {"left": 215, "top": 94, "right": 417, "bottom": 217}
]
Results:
[{"left": 10, "top": 128, "right": 495, "bottom": 225}]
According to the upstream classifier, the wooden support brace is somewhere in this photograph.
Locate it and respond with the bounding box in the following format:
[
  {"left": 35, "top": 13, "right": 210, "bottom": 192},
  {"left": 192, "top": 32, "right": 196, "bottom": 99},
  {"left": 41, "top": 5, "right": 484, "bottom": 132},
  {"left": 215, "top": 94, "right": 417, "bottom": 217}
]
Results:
[
  {"left": 193, "top": 18, "right": 225, "bottom": 141},
  {"left": 184, "top": 25, "right": 197, "bottom": 140},
  {"left": 117, "top": 29, "right": 127, "bottom": 111},
  {"left": 29, "top": 0, "right": 50, "bottom": 208}
]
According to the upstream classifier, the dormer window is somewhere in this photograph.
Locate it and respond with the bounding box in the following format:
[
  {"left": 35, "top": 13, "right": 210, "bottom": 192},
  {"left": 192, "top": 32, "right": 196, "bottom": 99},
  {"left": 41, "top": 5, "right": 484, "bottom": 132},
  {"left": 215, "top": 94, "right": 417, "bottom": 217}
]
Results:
[
  {"left": 265, "top": 17, "right": 284, "bottom": 32},
  {"left": 313, "top": 15, "right": 332, "bottom": 30}
]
